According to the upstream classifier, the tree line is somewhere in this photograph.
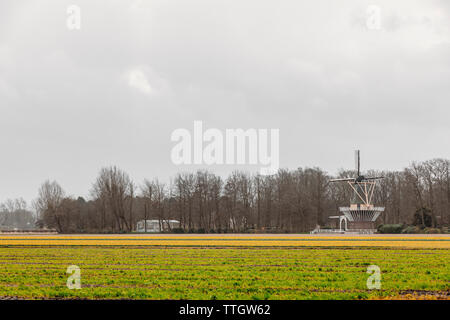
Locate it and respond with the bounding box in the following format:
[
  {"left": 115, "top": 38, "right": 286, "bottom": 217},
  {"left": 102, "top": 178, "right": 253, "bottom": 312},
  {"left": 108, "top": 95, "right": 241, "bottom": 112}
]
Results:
[{"left": 31, "top": 159, "right": 450, "bottom": 233}]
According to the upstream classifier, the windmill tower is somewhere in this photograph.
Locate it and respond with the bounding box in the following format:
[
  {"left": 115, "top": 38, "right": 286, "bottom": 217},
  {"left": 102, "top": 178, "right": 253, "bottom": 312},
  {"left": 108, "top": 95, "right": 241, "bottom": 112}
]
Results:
[{"left": 329, "top": 150, "right": 385, "bottom": 233}]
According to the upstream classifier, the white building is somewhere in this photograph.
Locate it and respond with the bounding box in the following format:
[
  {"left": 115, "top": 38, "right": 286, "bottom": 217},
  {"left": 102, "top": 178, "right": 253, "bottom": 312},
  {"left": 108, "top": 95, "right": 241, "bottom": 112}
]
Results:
[{"left": 136, "top": 219, "right": 180, "bottom": 233}]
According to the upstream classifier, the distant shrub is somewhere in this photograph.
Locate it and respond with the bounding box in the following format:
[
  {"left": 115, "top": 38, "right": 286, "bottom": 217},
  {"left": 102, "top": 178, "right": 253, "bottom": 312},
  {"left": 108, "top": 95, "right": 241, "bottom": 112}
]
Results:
[
  {"left": 172, "top": 228, "right": 185, "bottom": 234},
  {"left": 412, "top": 207, "right": 433, "bottom": 228},
  {"left": 377, "top": 224, "right": 404, "bottom": 234},
  {"left": 401, "top": 226, "right": 421, "bottom": 234},
  {"left": 423, "top": 228, "right": 441, "bottom": 234}
]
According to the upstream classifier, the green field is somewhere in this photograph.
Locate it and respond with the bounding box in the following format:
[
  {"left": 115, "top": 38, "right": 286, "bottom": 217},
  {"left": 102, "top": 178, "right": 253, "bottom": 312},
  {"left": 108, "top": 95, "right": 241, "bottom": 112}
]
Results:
[{"left": 0, "top": 246, "right": 448, "bottom": 300}]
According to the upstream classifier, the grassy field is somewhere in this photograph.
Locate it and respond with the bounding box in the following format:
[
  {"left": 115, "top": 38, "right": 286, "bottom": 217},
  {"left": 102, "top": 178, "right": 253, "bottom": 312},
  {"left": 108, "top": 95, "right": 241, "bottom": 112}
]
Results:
[{"left": 0, "top": 234, "right": 448, "bottom": 300}]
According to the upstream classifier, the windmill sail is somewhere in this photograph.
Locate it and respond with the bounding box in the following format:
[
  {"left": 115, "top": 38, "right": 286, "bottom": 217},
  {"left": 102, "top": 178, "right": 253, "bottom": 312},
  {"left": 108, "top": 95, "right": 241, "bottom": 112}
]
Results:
[{"left": 355, "top": 150, "right": 360, "bottom": 176}]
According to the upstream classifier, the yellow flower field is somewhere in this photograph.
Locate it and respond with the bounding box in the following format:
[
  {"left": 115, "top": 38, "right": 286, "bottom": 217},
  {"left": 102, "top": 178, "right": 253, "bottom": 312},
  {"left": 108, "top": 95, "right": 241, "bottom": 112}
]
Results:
[{"left": 0, "top": 234, "right": 448, "bottom": 248}]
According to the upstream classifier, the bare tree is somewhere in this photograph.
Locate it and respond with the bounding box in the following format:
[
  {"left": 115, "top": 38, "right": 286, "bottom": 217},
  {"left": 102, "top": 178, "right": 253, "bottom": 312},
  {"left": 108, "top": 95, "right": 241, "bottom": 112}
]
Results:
[
  {"left": 34, "top": 180, "right": 66, "bottom": 232},
  {"left": 91, "top": 166, "right": 134, "bottom": 232}
]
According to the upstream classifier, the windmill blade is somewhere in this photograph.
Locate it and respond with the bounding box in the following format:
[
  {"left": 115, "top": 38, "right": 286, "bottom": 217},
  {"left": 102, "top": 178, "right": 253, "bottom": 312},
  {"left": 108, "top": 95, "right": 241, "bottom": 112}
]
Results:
[
  {"left": 364, "top": 176, "right": 384, "bottom": 181},
  {"left": 355, "top": 150, "right": 360, "bottom": 176},
  {"left": 329, "top": 178, "right": 356, "bottom": 183}
]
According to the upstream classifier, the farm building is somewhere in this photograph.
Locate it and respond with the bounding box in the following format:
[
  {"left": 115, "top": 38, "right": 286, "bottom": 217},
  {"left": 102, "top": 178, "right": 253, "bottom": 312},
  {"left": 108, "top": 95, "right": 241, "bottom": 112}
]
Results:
[{"left": 136, "top": 219, "right": 180, "bottom": 233}]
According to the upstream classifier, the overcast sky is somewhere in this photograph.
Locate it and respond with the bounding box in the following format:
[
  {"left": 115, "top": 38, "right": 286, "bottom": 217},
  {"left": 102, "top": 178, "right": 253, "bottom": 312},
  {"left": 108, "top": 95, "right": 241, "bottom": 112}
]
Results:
[{"left": 1, "top": 0, "right": 449, "bottom": 205}]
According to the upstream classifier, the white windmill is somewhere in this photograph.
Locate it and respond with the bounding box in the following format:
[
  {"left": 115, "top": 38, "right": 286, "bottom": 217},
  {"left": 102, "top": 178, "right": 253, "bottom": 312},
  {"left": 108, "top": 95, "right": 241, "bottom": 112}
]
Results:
[{"left": 329, "top": 150, "right": 385, "bottom": 233}]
